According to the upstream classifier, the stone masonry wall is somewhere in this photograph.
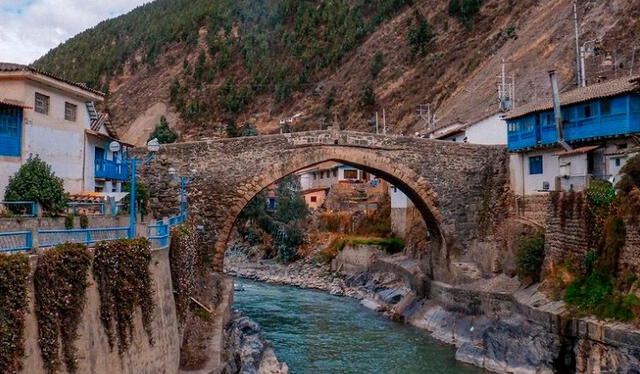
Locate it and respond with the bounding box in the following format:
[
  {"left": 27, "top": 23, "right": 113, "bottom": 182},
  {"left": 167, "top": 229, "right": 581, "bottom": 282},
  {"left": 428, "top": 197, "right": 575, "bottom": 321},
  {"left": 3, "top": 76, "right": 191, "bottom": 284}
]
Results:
[
  {"left": 136, "top": 130, "right": 510, "bottom": 273},
  {"left": 19, "top": 247, "right": 181, "bottom": 374},
  {"left": 543, "top": 192, "right": 589, "bottom": 272}
]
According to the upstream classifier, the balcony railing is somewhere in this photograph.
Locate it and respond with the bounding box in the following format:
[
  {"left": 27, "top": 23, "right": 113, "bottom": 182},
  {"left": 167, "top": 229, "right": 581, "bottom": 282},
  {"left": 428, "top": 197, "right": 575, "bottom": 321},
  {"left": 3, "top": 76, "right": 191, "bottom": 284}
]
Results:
[{"left": 95, "top": 159, "right": 129, "bottom": 180}]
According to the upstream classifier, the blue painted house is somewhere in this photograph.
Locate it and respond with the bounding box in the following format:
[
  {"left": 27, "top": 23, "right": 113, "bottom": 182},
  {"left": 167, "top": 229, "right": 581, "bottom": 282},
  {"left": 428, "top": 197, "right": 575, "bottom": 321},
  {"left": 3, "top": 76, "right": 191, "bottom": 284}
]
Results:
[{"left": 504, "top": 75, "right": 640, "bottom": 195}]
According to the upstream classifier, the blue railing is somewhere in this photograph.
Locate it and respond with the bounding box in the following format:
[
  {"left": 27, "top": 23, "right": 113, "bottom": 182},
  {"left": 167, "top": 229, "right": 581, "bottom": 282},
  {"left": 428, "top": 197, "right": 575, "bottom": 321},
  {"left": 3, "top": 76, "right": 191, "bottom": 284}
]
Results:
[
  {"left": 147, "top": 224, "right": 169, "bottom": 248},
  {"left": 38, "top": 227, "right": 129, "bottom": 248},
  {"left": 68, "top": 202, "right": 105, "bottom": 216},
  {"left": 95, "top": 159, "right": 129, "bottom": 180},
  {"left": 0, "top": 231, "right": 32, "bottom": 252},
  {"left": 0, "top": 201, "right": 37, "bottom": 217}
]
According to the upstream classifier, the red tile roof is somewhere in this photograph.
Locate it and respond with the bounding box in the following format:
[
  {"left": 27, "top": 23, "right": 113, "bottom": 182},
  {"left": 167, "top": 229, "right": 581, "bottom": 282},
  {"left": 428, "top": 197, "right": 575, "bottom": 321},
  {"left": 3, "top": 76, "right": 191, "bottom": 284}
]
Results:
[{"left": 0, "top": 62, "right": 104, "bottom": 96}]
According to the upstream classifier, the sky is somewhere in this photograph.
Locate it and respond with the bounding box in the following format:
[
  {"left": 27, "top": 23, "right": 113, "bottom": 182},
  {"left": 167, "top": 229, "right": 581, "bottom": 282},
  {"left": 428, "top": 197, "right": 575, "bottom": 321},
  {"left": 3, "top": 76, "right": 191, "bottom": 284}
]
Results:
[{"left": 0, "top": 0, "right": 151, "bottom": 64}]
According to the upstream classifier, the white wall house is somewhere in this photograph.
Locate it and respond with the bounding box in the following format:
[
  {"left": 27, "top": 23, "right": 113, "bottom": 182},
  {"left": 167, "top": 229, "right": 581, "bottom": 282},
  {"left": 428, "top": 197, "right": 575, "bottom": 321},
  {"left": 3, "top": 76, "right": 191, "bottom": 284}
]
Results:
[
  {"left": 427, "top": 114, "right": 508, "bottom": 145},
  {"left": 0, "top": 63, "right": 129, "bottom": 198}
]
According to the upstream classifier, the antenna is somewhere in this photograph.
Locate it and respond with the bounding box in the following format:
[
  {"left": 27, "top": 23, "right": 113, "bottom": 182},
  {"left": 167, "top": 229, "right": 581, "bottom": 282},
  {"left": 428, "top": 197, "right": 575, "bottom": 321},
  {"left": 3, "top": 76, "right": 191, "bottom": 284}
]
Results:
[
  {"left": 497, "top": 59, "right": 515, "bottom": 111},
  {"left": 417, "top": 104, "right": 436, "bottom": 133}
]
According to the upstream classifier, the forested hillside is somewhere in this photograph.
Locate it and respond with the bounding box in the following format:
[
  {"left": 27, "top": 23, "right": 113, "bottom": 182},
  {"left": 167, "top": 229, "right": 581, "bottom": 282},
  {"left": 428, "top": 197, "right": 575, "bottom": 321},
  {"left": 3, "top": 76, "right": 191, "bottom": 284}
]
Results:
[{"left": 35, "top": 0, "right": 640, "bottom": 144}]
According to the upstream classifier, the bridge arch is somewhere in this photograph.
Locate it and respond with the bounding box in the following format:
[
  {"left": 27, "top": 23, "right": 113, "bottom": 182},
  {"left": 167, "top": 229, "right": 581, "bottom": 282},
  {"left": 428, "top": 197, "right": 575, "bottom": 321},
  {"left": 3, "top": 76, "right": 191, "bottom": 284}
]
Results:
[{"left": 138, "top": 130, "right": 509, "bottom": 276}]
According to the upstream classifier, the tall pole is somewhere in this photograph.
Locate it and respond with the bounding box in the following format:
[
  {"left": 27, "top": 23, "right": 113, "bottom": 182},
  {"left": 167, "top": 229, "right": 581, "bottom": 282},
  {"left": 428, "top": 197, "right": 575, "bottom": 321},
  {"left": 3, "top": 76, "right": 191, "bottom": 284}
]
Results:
[
  {"left": 375, "top": 112, "right": 379, "bottom": 134},
  {"left": 573, "top": 1, "right": 582, "bottom": 86},
  {"left": 179, "top": 177, "right": 185, "bottom": 217},
  {"left": 383, "top": 109, "right": 386, "bottom": 135},
  {"left": 129, "top": 157, "right": 137, "bottom": 238}
]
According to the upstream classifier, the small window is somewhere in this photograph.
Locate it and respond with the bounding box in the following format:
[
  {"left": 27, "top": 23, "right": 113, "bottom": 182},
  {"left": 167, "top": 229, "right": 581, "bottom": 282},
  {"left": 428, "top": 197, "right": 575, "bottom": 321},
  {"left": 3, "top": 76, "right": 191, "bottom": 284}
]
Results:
[
  {"left": 312, "top": 173, "right": 317, "bottom": 180},
  {"left": 615, "top": 158, "right": 622, "bottom": 167},
  {"left": 310, "top": 196, "right": 317, "bottom": 203},
  {"left": 529, "top": 156, "right": 543, "bottom": 175},
  {"left": 333, "top": 169, "right": 338, "bottom": 178},
  {"left": 64, "top": 102, "right": 77, "bottom": 121},
  {"left": 343, "top": 169, "right": 358, "bottom": 179},
  {"left": 35, "top": 92, "right": 49, "bottom": 114}
]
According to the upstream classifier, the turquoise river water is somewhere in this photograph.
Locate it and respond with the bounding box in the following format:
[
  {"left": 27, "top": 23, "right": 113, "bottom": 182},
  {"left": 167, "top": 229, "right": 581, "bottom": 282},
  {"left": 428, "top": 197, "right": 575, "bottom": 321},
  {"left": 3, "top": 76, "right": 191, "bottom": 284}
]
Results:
[{"left": 233, "top": 278, "right": 488, "bottom": 374}]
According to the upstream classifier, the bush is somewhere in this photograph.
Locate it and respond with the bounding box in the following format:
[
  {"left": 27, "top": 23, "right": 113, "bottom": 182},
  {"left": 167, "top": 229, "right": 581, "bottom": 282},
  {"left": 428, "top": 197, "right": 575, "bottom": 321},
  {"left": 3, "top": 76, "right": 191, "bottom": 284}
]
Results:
[
  {"left": 79, "top": 214, "right": 89, "bottom": 229},
  {"left": 4, "top": 155, "right": 68, "bottom": 215},
  {"left": 34, "top": 243, "right": 92, "bottom": 374},
  {"left": 448, "top": 0, "right": 483, "bottom": 27},
  {"left": 0, "top": 253, "right": 30, "bottom": 374},
  {"left": 617, "top": 154, "right": 640, "bottom": 196},
  {"left": 121, "top": 182, "right": 150, "bottom": 221},
  {"left": 359, "top": 84, "right": 376, "bottom": 110},
  {"left": 516, "top": 232, "right": 545, "bottom": 284},
  {"left": 64, "top": 215, "right": 74, "bottom": 230},
  {"left": 370, "top": 51, "right": 385, "bottom": 78},
  {"left": 407, "top": 11, "right": 435, "bottom": 57},
  {"left": 273, "top": 225, "right": 305, "bottom": 263},
  {"left": 148, "top": 116, "right": 178, "bottom": 144},
  {"left": 93, "top": 238, "right": 155, "bottom": 355}
]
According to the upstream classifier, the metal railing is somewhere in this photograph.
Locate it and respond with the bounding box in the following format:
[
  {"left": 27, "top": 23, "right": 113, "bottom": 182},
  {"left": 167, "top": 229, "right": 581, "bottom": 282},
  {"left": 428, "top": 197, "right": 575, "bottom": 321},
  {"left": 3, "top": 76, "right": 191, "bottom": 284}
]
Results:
[
  {"left": 0, "top": 231, "right": 32, "bottom": 252},
  {"left": 38, "top": 227, "right": 129, "bottom": 248},
  {"left": 0, "top": 201, "right": 37, "bottom": 217},
  {"left": 95, "top": 158, "right": 129, "bottom": 180},
  {"left": 67, "top": 202, "right": 106, "bottom": 216},
  {"left": 147, "top": 224, "right": 169, "bottom": 249}
]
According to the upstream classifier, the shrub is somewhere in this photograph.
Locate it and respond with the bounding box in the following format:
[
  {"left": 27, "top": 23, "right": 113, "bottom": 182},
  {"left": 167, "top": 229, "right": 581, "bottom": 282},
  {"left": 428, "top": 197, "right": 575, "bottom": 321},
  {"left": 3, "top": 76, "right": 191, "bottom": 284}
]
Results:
[
  {"left": 448, "top": 0, "right": 483, "bottom": 27},
  {"left": 359, "top": 84, "right": 376, "bottom": 110},
  {"left": 369, "top": 51, "right": 385, "bottom": 78},
  {"left": 4, "top": 155, "right": 68, "bottom": 215},
  {"left": 64, "top": 215, "right": 74, "bottom": 230},
  {"left": 148, "top": 116, "right": 178, "bottom": 144},
  {"left": 0, "top": 253, "right": 30, "bottom": 374},
  {"left": 407, "top": 11, "right": 435, "bottom": 57},
  {"left": 93, "top": 238, "right": 155, "bottom": 355},
  {"left": 169, "top": 224, "right": 199, "bottom": 325},
  {"left": 121, "top": 182, "right": 150, "bottom": 221},
  {"left": 617, "top": 154, "right": 640, "bottom": 196},
  {"left": 34, "top": 243, "right": 92, "bottom": 374},
  {"left": 273, "top": 225, "right": 305, "bottom": 263},
  {"left": 79, "top": 214, "right": 89, "bottom": 229},
  {"left": 516, "top": 232, "right": 545, "bottom": 284}
]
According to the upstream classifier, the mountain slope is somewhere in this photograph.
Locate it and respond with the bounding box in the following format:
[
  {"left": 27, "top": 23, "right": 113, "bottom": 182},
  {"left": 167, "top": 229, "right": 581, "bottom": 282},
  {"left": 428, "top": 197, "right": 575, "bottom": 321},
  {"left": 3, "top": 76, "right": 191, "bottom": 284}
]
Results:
[{"left": 35, "top": 0, "right": 640, "bottom": 144}]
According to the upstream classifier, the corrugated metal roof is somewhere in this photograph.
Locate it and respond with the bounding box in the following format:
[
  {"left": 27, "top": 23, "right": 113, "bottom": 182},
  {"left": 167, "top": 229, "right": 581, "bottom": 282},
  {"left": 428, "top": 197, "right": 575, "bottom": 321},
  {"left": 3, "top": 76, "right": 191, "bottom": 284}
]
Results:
[
  {"left": 504, "top": 75, "right": 640, "bottom": 120},
  {"left": 0, "top": 62, "right": 104, "bottom": 96}
]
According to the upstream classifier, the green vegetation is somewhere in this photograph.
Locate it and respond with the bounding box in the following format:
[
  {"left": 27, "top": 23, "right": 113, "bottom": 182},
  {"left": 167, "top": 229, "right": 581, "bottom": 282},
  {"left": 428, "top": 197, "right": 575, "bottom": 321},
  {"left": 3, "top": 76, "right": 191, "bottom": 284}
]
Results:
[
  {"left": 359, "top": 84, "right": 376, "bottom": 110},
  {"left": 0, "top": 253, "right": 30, "bottom": 374},
  {"left": 121, "top": 182, "right": 150, "bottom": 221},
  {"left": 448, "top": 0, "right": 483, "bottom": 27},
  {"left": 79, "top": 214, "right": 89, "bottom": 229},
  {"left": 317, "top": 236, "right": 405, "bottom": 263},
  {"left": 275, "top": 176, "right": 308, "bottom": 224},
  {"left": 516, "top": 232, "right": 545, "bottom": 284},
  {"left": 407, "top": 11, "right": 435, "bottom": 57},
  {"left": 148, "top": 116, "right": 178, "bottom": 144},
  {"left": 64, "top": 215, "right": 74, "bottom": 230},
  {"left": 617, "top": 154, "right": 640, "bottom": 196},
  {"left": 169, "top": 224, "right": 199, "bottom": 325},
  {"left": 35, "top": 0, "right": 414, "bottom": 124},
  {"left": 93, "top": 238, "right": 155, "bottom": 355},
  {"left": 370, "top": 52, "right": 385, "bottom": 78},
  {"left": 4, "top": 155, "right": 68, "bottom": 215},
  {"left": 34, "top": 244, "right": 92, "bottom": 374}
]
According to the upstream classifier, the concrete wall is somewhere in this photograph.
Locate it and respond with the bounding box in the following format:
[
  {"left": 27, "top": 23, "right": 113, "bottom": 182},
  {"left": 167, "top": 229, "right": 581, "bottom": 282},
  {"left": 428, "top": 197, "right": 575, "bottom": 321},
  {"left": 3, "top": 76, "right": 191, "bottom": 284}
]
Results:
[
  {"left": 331, "top": 244, "right": 385, "bottom": 274},
  {"left": 19, "top": 246, "right": 180, "bottom": 374},
  {"left": 0, "top": 215, "right": 129, "bottom": 232},
  {"left": 464, "top": 114, "right": 508, "bottom": 145}
]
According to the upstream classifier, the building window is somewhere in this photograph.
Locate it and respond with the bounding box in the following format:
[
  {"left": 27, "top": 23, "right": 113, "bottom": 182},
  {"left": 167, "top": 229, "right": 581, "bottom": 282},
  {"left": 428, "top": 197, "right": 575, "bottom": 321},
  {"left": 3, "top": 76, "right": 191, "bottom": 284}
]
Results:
[
  {"left": 343, "top": 169, "right": 358, "bottom": 179},
  {"left": 35, "top": 93, "right": 49, "bottom": 114},
  {"left": 615, "top": 158, "right": 622, "bottom": 167},
  {"left": 64, "top": 102, "right": 77, "bottom": 121},
  {"left": 333, "top": 169, "right": 338, "bottom": 178},
  {"left": 310, "top": 196, "right": 317, "bottom": 203},
  {"left": 0, "top": 105, "right": 22, "bottom": 156},
  {"left": 529, "top": 156, "right": 543, "bottom": 175},
  {"left": 600, "top": 98, "right": 611, "bottom": 115},
  {"left": 312, "top": 172, "right": 317, "bottom": 180}
]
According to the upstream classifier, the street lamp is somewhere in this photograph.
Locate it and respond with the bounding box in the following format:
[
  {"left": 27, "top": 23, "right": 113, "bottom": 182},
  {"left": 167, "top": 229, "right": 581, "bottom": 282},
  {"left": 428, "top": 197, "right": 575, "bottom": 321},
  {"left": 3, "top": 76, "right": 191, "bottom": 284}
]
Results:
[
  {"left": 168, "top": 167, "right": 196, "bottom": 218},
  {"left": 115, "top": 138, "right": 160, "bottom": 238}
]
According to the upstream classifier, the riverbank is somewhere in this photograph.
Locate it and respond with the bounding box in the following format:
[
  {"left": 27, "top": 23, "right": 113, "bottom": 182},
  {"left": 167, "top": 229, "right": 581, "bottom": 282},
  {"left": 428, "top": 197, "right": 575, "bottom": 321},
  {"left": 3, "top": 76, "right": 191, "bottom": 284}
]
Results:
[{"left": 225, "top": 251, "right": 640, "bottom": 374}]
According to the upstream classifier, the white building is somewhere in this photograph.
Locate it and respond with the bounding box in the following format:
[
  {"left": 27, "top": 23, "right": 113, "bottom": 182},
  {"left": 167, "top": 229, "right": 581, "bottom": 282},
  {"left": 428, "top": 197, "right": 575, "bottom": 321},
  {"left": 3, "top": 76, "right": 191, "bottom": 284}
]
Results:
[
  {"left": 426, "top": 113, "right": 508, "bottom": 145},
  {"left": 0, "top": 63, "right": 130, "bottom": 198}
]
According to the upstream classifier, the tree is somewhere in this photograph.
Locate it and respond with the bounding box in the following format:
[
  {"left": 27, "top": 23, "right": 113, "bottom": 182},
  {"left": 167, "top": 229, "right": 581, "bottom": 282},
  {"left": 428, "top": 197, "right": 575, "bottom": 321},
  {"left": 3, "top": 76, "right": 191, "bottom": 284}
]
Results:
[
  {"left": 275, "top": 176, "right": 307, "bottom": 224},
  {"left": 407, "top": 11, "right": 435, "bottom": 57},
  {"left": 121, "top": 182, "right": 150, "bottom": 221},
  {"left": 4, "top": 155, "right": 68, "bottom": 215},
  {"left": 148, "top": 116, "right": 178, "bottom": 144},
  {"left": 370, "top": 51, "right": 385, "bottom": 78},
  {"left": 240, "top": 123, "right": 259, "bottom": 137},
  {"left": 359, "top": 84, "right": 376, "bottom": 110},
  {"left": 448, "top": 0, "right": 483, "bottom": 27},
  {"left": 617, "top": 154, "right": 640, "bottom": 196}
]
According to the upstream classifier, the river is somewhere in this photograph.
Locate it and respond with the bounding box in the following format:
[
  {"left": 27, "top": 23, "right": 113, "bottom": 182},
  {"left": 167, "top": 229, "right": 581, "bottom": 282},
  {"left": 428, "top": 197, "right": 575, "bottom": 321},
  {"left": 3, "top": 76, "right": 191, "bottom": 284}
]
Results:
[{"left": 233, "top": 278, "right": 488, "bottom": 374}]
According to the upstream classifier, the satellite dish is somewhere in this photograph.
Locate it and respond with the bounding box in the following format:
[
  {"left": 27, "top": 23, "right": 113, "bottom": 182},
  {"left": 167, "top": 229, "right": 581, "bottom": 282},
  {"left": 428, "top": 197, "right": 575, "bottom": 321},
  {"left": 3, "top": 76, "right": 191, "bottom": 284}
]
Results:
[
  {"left": 109, "top": 141, "right": 121, "bottom": 153},
  {"left": 147, "top": 138, "right": 161, "bottom": 153}
]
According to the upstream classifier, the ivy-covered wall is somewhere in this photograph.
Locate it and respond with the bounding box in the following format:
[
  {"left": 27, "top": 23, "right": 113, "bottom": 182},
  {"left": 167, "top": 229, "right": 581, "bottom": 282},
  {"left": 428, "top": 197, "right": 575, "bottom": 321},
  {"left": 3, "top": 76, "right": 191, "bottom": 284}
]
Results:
[{"left": 19, "top": 246, "right": 181, "bottom": 374}]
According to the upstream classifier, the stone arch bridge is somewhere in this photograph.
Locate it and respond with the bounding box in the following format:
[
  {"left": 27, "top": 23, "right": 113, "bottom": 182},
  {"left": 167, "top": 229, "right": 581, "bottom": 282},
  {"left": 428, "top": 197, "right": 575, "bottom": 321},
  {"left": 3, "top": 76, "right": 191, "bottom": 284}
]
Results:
[{"left": 138, "top": 130, "right": 510, "bottom": 275}]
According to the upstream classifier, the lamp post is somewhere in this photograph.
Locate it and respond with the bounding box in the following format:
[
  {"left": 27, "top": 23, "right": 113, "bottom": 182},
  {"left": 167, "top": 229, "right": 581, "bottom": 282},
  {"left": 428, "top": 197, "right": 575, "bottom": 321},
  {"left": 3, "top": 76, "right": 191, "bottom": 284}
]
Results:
[
  {"left": 168, "top": 167, "right": 196, "bottom": 218},
  {"left": 112, "top": 138, "right": 160, "bottom": 239}
]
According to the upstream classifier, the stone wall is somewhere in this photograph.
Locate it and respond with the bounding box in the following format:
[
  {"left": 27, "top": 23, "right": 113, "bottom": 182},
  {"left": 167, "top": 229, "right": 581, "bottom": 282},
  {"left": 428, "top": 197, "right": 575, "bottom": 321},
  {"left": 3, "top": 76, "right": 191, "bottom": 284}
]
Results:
[
  {"left": 331, "top": 244, "right": 385, "bottom": 274},
  {"left": 136, "top": 130, "right": 510, "bottom": 276},
  {"left": 620, "top": 220, "right": 640, "bottom": 273},
  {"left": 514, "top": 194, "right": 550, "bottom": 226},
  {"left": 19, "top": 247, "right": 181, "bottom": 374},
  {"left": 543, "top": 192, "right": 589, "bottom": 272}
]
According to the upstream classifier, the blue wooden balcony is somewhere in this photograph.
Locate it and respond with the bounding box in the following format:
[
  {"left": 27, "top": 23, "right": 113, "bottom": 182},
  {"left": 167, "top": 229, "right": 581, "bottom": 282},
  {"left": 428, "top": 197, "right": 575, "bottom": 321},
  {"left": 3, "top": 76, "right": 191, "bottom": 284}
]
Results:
[{"left": 95, "top": 159, "right": 129, "bottom": 180}]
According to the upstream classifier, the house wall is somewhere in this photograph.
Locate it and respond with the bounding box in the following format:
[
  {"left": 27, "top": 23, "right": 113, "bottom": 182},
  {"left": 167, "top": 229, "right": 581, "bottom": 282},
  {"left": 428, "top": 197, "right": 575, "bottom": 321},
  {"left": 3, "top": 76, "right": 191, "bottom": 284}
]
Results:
[
  {"left": 464, "top": 114, "right": 508, "bottom": 145},
  {"left": 0, "top": 79, "right": 93, "bottom": 195},
  {"left": 558, "top": 153, "right": 589, "bottom": 191},
  {"left": 303, "top": 189, "right": 326, "bottom": 209},
  {"left": 520, "top": 149, "right": 560, "bottom": 194}
]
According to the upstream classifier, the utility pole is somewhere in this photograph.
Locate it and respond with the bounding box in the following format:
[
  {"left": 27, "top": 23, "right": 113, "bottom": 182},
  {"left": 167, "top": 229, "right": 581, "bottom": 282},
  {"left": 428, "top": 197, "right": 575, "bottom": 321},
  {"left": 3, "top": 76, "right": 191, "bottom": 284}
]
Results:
[
  {"left": 497, "top": 59, "right": 515, "bottom": 111},
  {"left": 417, "top": 104, "right": 436, "bottom": 134},
  {"left": 382, "top": 109, "right": 387, "bottom": 135},
  {"left": 375, "top": 112, "right": 379, "bottom": 134},
  {"left": 573, "top": 1, "right": 582, "bottom": 86}
]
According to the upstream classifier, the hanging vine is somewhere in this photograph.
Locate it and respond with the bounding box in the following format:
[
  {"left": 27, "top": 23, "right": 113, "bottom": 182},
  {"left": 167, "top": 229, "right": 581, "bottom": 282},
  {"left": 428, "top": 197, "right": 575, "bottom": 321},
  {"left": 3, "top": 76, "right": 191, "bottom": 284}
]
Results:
[
  {"left": 93, "top": 238, "right": 155, "bottom": 355},
  {"left": 34, "top": 244, "right": 92, "bottom": 374},
  {"left": 0, "top": 253, "right": 30, "bottom": 374},
  {"left": 169, "top": 224, "right": 199, "bottom": 325}
]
